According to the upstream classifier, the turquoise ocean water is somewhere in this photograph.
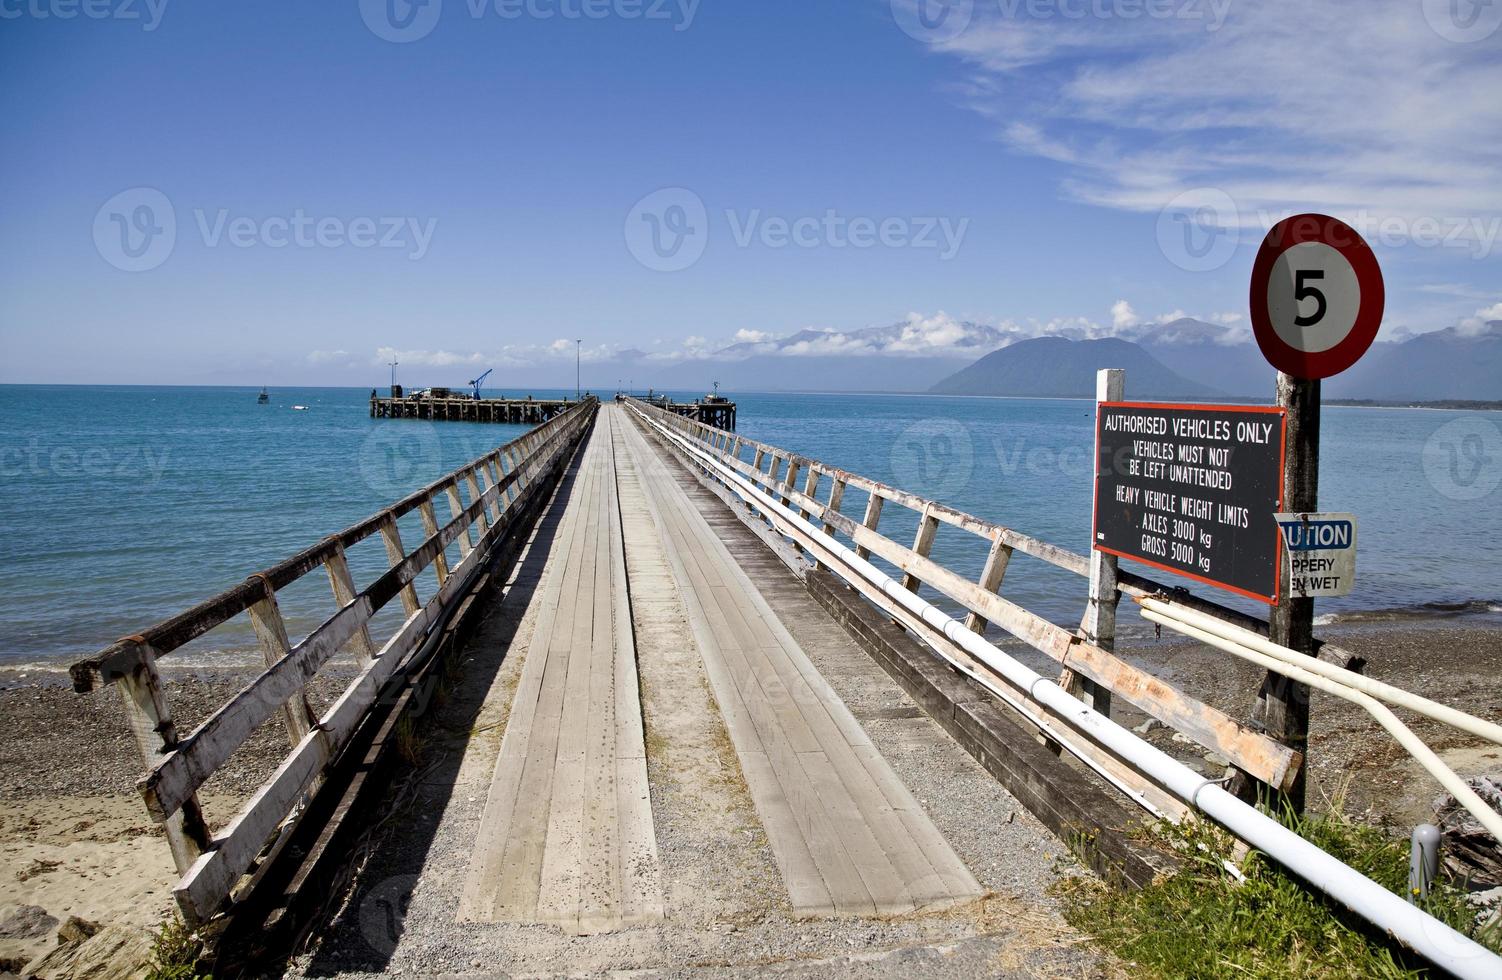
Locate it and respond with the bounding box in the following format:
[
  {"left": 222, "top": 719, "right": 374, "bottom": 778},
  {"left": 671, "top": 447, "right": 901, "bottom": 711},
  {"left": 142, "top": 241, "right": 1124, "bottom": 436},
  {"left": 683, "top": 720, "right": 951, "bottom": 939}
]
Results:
[{"left": 0, "top": 385, "right": 1497, "bottom": 667}]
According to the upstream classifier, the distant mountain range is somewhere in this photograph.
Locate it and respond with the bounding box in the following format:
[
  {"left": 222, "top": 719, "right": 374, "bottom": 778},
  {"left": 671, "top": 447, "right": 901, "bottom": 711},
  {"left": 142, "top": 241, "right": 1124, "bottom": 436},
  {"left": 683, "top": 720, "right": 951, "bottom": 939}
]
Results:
[
  {"left": 648, "top": 316, "right": 1502, "bottom": 401},
  {"left": 1133, "top": 317, "right": 1502, "bottom": 401},
  {"left": 929, "top": 337, "right": 1217, "bottom": 398}
]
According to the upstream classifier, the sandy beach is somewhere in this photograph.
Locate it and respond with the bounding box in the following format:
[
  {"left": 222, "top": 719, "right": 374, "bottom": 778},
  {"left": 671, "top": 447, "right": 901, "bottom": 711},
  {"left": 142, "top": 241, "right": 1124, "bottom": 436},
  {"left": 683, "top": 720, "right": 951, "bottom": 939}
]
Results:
[
  {"left": 0, "top": 664, "right": 357, "bottom": 971},
  {"left": 1, "top": 619, "right": 1497, "bottom": 971}
]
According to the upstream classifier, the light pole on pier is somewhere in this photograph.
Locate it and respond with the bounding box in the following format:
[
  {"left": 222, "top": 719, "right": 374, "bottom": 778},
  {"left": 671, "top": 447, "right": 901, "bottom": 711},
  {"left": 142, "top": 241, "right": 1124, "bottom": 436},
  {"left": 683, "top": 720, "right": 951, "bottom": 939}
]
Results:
[
  {"left": 575, "top": 339, "right": 582, "bottom": 401},
  {"left": 388, "top": 359, "right": 399, "bottom": 394}
]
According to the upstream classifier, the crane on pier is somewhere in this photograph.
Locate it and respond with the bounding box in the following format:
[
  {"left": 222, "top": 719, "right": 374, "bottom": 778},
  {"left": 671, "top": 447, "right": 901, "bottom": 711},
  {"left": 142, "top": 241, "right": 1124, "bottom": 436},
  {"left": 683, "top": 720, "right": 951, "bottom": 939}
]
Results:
[{"left": 468, "top": 368, "right": 493, "bottom": 400}]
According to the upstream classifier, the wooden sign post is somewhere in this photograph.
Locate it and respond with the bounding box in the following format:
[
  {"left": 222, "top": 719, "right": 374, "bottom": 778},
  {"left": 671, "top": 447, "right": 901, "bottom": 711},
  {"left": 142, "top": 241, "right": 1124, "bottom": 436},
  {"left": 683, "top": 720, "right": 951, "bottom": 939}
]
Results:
[
  {"left": 1244, "top": 213, "right": 1384, "bottom": 813},
  {"left": 1251, "top": 373, "right": 1320, "bottom": 812}
]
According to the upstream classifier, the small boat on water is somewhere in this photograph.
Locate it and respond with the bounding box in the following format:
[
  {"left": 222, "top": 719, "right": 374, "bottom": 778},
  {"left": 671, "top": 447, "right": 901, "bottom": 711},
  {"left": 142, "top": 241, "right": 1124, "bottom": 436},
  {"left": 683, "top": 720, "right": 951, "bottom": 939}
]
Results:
[
  {"left": 292, "top": 405, "right": 309, "bottom": 411},
  {"left": 257, "top": 386, "right": 269, "bottom": 404}
]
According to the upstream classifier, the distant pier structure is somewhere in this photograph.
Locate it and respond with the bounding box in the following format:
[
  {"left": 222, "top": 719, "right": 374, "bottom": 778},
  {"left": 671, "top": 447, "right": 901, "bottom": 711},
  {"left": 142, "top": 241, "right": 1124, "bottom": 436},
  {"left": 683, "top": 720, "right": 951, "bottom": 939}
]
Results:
[
  {"left": 372, "top": 386, "right": 575, "bottom": 425},
  {"left": 372, "top": 385, "right": 735, "bottom": 430},
  {"left": 623, "top": 389, "right": 736, "bottom": 430}
]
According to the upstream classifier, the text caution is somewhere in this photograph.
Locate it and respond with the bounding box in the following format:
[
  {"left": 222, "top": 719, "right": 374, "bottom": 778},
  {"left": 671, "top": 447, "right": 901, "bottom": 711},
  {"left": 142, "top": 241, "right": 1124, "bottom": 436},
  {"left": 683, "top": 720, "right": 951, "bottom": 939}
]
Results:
[{"left": 1275, "top": 512, "right": 1357, "bottom": 598}]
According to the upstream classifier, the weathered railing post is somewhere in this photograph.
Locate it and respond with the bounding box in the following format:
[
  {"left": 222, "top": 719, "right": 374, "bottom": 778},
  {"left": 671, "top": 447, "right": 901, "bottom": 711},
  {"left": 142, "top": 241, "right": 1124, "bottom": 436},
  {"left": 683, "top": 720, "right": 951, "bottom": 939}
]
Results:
[
  {"left": 475, "top": 463, "right": 502, "bottom": 525},
  {"left": 816, "top": 476, "right": 846, "bottom": 571},
  {"left": 855, "top": 492, "right": 884, "bottom": 561},
  {"left": 784, "top": 467, "right": 819, "bottom": 555},
  {"left": 779, "top": 457, "right": 801, "bottom": 509},
  {"left": 499, "top": 450, "right": 521, "bottom": 506},
  {"left": 1063, "top": 367, "right": 1123, "bottom": 716},
  {"left": 445, "top": 480, "right": 476, "bottom": 559},
  {"left": 418, "top": 497, "right": 450, "bottom": 586},
  {"left": 964, "top": 535, "right": 1013, "bottom": 635},
  {"left": 246, "top": 579, "right": 317, "bottom": 746},
  {"left": 901, "top": 504, "right": 939, "bottom": 593},
  {"left": 379, "top": 516, "right": 423, "bottom": 618},
  {"left": 799, "top": 468, "right": 819, "bottom": 522},
  {"left": 117, "top": 643, "right": 212, "bottom": 874},
  {"left": 323, "top": 542, "right": 376, "bottom": 664},
  {"left": 465, "top": 467, "right": 492, "bottom": 539}
]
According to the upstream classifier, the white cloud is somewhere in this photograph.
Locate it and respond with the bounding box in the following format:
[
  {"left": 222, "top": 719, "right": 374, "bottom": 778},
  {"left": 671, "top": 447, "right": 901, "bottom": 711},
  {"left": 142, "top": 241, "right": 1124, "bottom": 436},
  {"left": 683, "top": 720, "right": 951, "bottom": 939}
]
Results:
[
  {"left": 306, "top": 349, "right": 349, "bottom": 364},
  {"left": 883, "top": 312, "right": 971, "bottom": 353},
  {"left": 374, "top": 346, "right": 485, "bottom": 368},
  {"left": 1418, "top": 283, "right": 1491, "bottom": 299},
  {"left": 364, "top": 304, "right": 1267, "bottom": 376},
  {"left": 1459, "top": 302, "right": 1502, "bottom": 335},
  {"left": 933, "top": 2, "right": 1502, "bottom": 246}
]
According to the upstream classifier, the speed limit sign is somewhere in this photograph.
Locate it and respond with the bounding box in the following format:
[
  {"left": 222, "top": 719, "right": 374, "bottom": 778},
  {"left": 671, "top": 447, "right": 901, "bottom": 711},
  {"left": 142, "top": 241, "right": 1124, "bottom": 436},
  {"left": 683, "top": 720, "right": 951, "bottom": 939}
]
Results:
[{"left": 1249, "top": 213, "right": 1384, "bottom": 379}]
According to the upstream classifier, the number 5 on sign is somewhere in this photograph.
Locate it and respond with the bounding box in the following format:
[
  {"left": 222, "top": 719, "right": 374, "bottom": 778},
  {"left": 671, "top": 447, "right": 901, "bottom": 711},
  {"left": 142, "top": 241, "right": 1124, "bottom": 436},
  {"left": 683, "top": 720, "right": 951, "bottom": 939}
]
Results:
[{"left": 1250, "top": 213, "right": 1384, "bottom": 380}]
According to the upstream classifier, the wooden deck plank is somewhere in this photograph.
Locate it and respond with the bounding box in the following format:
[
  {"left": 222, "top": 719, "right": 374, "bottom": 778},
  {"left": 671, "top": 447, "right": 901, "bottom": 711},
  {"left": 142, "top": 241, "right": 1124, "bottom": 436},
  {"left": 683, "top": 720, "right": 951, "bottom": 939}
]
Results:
[
  {"left": 535, "top": 435, "right": 603, "bottom": 927},
  {"left": 613, "top": 421, "right": 858, "bottom": 915},
  {"left": 603, "top": 410, "right": 664, "bottom": 925},
  {"left": 612, "top": 405, "right": 981, "bottom": 917},
  {"left": 688, "top": 566, "right": 944, "bottom": 905},
  {"left": 462, "top": 418, "right": 661, "bottom": 932},
  {"left": 493, "top": 438, "right": 593, "bottom": 920},
  {"left": 578, "top": 431, "right": 624, "bottom": 932},
  {"left": 458, "top": 435, "right": 590, "bottom": 921},
  {"left": 619, "top": 419, "right": 880, "bottom": 914}
]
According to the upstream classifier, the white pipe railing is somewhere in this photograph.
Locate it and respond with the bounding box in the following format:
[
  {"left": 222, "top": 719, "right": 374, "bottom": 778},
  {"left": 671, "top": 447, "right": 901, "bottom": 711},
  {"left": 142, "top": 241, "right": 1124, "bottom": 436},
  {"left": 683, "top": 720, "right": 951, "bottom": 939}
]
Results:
[
  {"left": 625, "top": 400, "right": 1502, "bottom": 980},
  {"left": 1140, "top": 597, "right": 1502, "bottom": 746},
  {"left": 1139, "top": 606, "right": 1502, "bottom": 843}
]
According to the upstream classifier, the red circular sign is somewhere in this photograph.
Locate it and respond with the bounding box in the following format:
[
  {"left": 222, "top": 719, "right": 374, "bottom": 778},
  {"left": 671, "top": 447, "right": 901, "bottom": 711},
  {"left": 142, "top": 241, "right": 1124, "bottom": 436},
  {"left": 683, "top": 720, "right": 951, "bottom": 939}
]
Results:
[{"left": 1249, "top": 213, "right": 1384, "bottom": 379}]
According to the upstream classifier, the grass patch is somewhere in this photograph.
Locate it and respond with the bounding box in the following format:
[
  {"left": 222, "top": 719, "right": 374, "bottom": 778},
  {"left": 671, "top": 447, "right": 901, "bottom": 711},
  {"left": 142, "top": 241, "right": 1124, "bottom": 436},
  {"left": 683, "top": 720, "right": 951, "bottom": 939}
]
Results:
[
  {"left": 145, "top": 916, "right": 210, "bottom": 980},
  {"left": 1057, "top": 808, "right": 1501, "bottom": 979},
  {"left": 395, "top": 713, "right": 425, "bottom": 765}
]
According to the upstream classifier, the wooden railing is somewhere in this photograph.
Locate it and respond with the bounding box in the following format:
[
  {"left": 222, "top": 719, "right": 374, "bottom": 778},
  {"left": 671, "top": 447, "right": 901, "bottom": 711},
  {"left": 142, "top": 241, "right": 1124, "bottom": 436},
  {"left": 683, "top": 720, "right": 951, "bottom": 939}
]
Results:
[
  {"left": 623, "top": 396, "right": 1366, "bottom": 820},
  {"left": 71, "top": 398, "right": 598, "bottom": 926}
]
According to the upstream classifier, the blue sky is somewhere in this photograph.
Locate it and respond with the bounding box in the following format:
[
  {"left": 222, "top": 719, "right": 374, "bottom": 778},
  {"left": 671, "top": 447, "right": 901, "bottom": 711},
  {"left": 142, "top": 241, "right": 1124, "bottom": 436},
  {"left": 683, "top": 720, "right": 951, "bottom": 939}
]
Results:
[{"left": 1, "top": 0, "right": 1499, "bottom": 387}]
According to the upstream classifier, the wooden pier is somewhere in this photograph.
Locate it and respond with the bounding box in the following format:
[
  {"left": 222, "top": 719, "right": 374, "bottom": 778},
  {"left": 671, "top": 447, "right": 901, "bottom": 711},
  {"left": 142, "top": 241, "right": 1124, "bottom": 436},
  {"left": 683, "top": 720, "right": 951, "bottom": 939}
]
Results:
[
  {"left": 371, "top": 393, "right": 577, "bottom": 425},
  {"left": 371, "top": 389, "right": 736, "bottom": 429},
  {"left": 68, "top": 391, "right": 1442, "bottom": 978}
]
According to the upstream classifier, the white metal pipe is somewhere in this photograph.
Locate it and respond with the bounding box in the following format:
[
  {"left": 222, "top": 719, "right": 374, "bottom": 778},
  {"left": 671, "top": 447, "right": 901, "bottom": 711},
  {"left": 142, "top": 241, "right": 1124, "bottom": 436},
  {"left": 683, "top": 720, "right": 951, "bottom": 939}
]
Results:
[
  {"left": 1140, "top": 607, "right": 1502, "bottom": 843},
  {"left": 628, "top": 403, "right": 1502, "bottom": 979},
  {"left": 861, "top": 577, "right": 1175, "bottom": 818},
  {"left": 1140, "top": 597, "right": 1502, "bottom": 747}
]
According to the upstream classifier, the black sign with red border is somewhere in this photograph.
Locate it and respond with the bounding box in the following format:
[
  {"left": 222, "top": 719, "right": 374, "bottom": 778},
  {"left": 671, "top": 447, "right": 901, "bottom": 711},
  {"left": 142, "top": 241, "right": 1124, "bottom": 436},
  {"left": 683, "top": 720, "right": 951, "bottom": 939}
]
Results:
[{"left": 1093, "top": 402, "right": 1287, "bottom": 603}]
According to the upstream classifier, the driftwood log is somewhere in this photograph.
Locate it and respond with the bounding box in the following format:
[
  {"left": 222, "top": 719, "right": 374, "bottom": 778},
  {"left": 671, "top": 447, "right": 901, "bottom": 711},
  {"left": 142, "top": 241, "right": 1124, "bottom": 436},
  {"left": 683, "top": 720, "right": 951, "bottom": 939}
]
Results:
[{"left": 1435, "top": 771, "right": 1502, "bottom": 889}]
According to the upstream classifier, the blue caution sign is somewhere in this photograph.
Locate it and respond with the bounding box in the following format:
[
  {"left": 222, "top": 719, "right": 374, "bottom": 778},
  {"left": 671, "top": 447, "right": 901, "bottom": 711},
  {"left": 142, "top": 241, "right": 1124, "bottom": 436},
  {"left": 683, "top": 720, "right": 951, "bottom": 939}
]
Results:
[{"left": 1275, "top": 512, "right": 1357, "bottom": 598}]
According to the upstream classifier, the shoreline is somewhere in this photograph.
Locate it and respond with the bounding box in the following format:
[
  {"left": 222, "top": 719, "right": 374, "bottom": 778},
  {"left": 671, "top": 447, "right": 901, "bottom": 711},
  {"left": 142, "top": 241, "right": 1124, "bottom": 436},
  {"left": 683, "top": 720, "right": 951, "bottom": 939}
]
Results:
[{"left": 5, "top": 599, "right": 1498, "bottom": 679}]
